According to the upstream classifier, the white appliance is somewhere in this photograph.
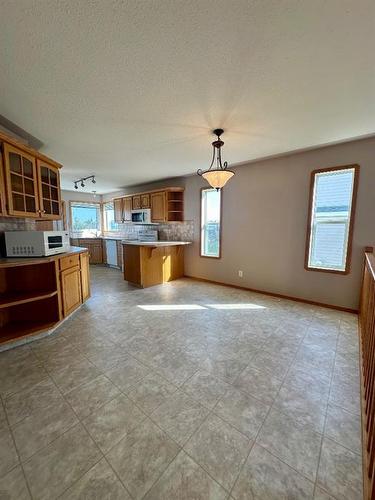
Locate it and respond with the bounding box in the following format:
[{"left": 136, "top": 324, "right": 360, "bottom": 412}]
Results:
[
  {"left": 105, "top": 239, "right": 118, "bottom": 266},
  {"left": 4, "top": 231, "right": 70, "bottom": 257},
  {"left": 131, "top": 209, "right": 151, "bottom": 224}
]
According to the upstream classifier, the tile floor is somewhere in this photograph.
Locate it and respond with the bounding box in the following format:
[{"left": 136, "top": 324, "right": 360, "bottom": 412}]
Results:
[{"left": 0, "top": 266, "right": 363, "bottom": 500}]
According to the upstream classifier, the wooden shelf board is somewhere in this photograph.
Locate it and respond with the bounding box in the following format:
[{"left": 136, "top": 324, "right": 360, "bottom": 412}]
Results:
[
  {"left": 0, "top": 290, "right": 58, "bottom": 309},
  {"left": 168, "top": 199, "right": 183, "bottom": 202},
  {"left": 0, "top": 321, "right": 57, "bottom": 345}
]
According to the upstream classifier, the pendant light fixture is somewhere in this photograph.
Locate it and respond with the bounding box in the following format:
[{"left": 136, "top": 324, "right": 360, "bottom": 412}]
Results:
[{"left": 197, "top": 129, "right": 234, "bottom": 190}]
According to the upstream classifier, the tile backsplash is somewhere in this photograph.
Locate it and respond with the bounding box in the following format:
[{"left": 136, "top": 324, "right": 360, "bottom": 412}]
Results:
[
  {"left": 104, "top": 220, "right": 194, "bottom": 242},
  {"left": 0, "top": 217, "right": 39, "bottom": 232}
]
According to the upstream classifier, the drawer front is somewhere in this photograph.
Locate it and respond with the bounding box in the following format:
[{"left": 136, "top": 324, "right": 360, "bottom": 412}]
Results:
[{"left": 60, "top": 254, "right": 80, "bottom": 271}]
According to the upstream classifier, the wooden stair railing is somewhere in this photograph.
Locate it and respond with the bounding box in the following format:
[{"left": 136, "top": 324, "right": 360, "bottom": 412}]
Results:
[{"left": 359, "top": 247, "right": 375, "bottom": 499}]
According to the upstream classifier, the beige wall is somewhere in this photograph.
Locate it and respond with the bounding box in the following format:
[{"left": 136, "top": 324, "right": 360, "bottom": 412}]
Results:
[
  {"left": 184, "top": 136, "right": 375, "bottom": 310},
  {"left": 101, "top": 177, "right": 186, "bottom": 202}
]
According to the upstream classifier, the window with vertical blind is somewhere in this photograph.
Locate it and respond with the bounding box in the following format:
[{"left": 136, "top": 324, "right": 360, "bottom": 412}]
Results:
[
  {"left": 200, "top": 188, "right": 221, "bottom": 258},
  {"left": 305, "top": 165, "right": 359, "bottom": 273}
]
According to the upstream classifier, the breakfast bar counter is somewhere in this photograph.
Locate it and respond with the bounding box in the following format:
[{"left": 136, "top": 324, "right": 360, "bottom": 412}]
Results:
[{"left": 122, "top": 241, "right": 191, "bottom": 288}]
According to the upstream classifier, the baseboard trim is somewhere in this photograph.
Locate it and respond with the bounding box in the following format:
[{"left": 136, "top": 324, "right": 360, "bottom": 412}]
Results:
[{"left": 183, "top": 275, "right": 358, "bottom": 314}]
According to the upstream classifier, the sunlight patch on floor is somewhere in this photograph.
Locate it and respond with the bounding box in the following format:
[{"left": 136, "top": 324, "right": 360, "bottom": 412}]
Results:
[
  {"left": 137, "top": 303, "right": 266, "bottom": 311},
  {"left": 137, "top": 304, "right": 206, "bottom": 310},
  {"left": 205, "top": 303, "right": 266, "bottom": 310}
]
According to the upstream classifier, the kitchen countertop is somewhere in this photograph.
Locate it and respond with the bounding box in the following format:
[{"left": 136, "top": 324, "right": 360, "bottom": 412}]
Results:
[
  {"left": 0, "top": 246, "right": 88, "bottom": 268},
  {"left": 70, "top": 236, "right": 123, "bottom": 241},
  {"left": 122, "top": 240, "right": 191, "bottom": 247}
]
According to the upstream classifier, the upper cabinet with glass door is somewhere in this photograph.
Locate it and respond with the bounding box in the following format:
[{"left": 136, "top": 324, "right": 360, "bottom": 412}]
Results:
[
  {"left": 0, "top": 131, "right": 62, "bottom": 219},
  {"left": 37, "top": 160, "right": 61, "bottom": 219},
  {"left": 3, "top": 143, "right": 40, "bottom": 217}
]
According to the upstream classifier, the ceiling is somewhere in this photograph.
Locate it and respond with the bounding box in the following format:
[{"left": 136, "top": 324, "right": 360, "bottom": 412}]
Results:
[{"left": 0, "top": 0, "right": 374, "bottom": 194}]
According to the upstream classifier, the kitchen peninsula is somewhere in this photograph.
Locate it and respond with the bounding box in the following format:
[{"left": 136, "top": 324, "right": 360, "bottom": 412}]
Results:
[{"left": 123, "top": 241, "right": 191, "bottom": 288}]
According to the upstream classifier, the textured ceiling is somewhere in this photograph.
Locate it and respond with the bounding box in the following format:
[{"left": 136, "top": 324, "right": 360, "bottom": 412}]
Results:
[{"left": 0, "top": 0, "right": 374, "bottom": 193}]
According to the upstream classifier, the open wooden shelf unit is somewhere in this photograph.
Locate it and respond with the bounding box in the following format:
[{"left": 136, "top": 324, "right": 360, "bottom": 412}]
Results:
[{"left": 0, "top": 260, "right": 61, "bottom": 345}]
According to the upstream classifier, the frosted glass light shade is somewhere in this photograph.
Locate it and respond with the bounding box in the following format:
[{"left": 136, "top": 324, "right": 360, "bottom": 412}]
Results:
[{"left": 202, "top": 169, "right": 234, "bottom": 189}]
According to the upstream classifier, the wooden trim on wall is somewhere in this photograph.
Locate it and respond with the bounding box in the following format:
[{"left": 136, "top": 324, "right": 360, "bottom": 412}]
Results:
[
  {"left": 199, "top": 187, "right": 223, "bottom": 259},
  {"left": 304, "top": 164, "right": 360, "bottom": 275},
  {"left": 184, "top": 274, "right": 358, "bottom": 314}
]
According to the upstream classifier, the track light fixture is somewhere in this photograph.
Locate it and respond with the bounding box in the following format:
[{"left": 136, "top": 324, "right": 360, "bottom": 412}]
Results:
[{"left": 73, "top": 175, "right": 96, "bottom": 190}]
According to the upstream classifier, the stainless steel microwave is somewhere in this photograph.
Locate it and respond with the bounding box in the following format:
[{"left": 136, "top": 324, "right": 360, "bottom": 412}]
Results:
[
  {"left": 4, "top": 230, "right": 70, "bottom": 257},
  {"left": 131, "top": 209, "right": 151, "bottom": 224}
]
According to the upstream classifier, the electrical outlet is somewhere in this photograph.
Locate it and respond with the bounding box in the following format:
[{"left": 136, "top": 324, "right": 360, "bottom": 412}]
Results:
[{"left": 238, "top": 270, "right": 243, "bottom": 278}]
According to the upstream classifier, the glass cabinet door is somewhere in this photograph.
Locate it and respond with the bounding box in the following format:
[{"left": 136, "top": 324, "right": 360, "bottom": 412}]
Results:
[
  {"left": 37, "top": 160, "right": 61, "bottom": 219},
  {"left": 3, "top": 143, "right": 39, "bottom": 216}
]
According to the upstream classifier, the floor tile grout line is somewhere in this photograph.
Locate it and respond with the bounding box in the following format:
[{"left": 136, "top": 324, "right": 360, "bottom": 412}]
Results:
[
  {"left": 228, "top": 318, "right": 315, "bottom": 498},
  {"left": 101, "top": 455, "right": 137, "bottom": 500},
  {"left": 0, "top": 271, "right": 361, "bottom": 499},
  {"left": 311, "top": 313, "right": 340, "bottom": 498},
  {"left": 47, "top": 371, "right": 138, "bottom": 500},
  {"left": 227, "top": 319, "right": 317, "bottom": 499},
  {"left": 131, "top": 447, "right": 181, "bottom": 500},
  {"left": 1, "top": 392, "right": 35, "bottom": 500},
  {"left": 27, "top": 374, "right": 107, "bottom": 499}
]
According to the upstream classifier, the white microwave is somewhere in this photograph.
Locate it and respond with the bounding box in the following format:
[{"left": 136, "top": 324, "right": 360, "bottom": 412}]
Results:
[
  {"left": 4, "top": 231, "right": 70, "bottom": 257},
  {"left": 131, "top": 209, "right": 151, "bottom": 224}
]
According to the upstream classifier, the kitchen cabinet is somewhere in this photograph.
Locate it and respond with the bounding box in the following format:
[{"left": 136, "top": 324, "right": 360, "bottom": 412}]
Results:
[
  {"left": 114, "top": 198, "right": 123, "bottom": 223},
  {"left": 123, "top": 242, "right": 186, "bottom": 288},
  {"left": 3, "top": 143, "right": 40, "bottom": 217},
  {"left": 141, "top": 193, "right": 150, "bottom": 208},
  {"left": 0, "top": 132, "right": 63, "bottom": 220},
  {"left": 71, "top": 238, "right": 103, "bottom": 264},
  {"left": 0, "top": 249, "right": 89, "bottom": 348},
  {"left": 123, "top": 197, "right": 132, "bottom": 221},
  {"left": 111, "top": 188, "right": 184, "bottom": 224},
  {"left": 132, "top": 195, "right": 141, "bottom": 210},
  {"left": 37, "top": 159, "right": 61, "bottom": 219},
  {"left": 78, "top": 238, "right": 103, "bottom": 264},
  {"left": 0, "top": 150, "right": 7, "bottom": 215},
  {"left": 151, "top": 192, "right": 166, "bottom": 222},
  {"left": 113, "top": 196, "right": 132, "bottom": 223},
  {"left": 132, "top": 193, "right": 150, "bottom": 210},
  {"left": 60, "top": 265, "right": 82, "bottom": 316},
  {"left": 80, "top": 252, "right": 90, "bottom": 301}
]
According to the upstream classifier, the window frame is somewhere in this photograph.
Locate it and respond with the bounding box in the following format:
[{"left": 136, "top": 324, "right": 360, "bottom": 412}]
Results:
[
  {"left": 304, "top": 164, "right": 360, "bottom": 275},
  {"left": 102, "top": 200, "right": 120, "bottom": 232},
  {"left": 199, "top": 187, "right": 222, "bottom": 259},
  {"left": 69, "top": 200, "right": 102, "bottom": 235}
]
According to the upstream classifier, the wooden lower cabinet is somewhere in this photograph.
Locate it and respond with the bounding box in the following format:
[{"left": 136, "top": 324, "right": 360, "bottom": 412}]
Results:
[
  {"left": 59, "top": 250, "right": 90, "bottom": 317},
  {"left": 60, "top": 266, "right": 82, "bottom": 317},
  {"left": 80, "top": 252, "right": 91, "bottom": 301},
  {"left": 71, "top": 238, "right": 103, "bottom": 264},
  {"left": 123, "top": 244, "right": 184, "bottom": 288},
  {"left": 0, "top": 250, "right": 90, "bottom": 348}
]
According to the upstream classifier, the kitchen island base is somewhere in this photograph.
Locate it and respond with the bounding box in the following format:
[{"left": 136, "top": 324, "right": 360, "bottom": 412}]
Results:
[{"left": 123, "top": 243, "right": 186, "bottom": 288}]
